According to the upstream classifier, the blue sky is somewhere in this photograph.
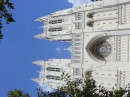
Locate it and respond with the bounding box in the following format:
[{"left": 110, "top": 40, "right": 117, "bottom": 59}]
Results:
[
  {"left": 0, "top": 0, "right": 72, "bottom": 96},
  {"left": 0, "top": 0, "right": 92, "bottom": 96}
]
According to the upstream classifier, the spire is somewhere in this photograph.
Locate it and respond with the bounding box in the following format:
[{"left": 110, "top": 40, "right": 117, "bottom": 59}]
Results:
[
  {"left": 31, "top": 78, "right": 43, "bottom": 84},
  {"left": 34, "top": 16, "right": 48, "bottom": 22},
  {"left": 33, "top": 33, "right": 46, "bottom": 39},
  {"left": 32, "top": 60, "right": 45, "bottom": 66},
  {"left": 36, "top": 71, "right": 41, "bottom": 73},
  {"left": 64, "top": 46, "right": 72, "bottom": 52},
  {"left": 33, "top": 33, "right": 53, "bottom": 40}
]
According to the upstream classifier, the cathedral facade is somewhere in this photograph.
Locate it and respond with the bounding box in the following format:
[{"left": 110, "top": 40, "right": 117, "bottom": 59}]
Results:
[{"left": 32, "top": 0, "right": 130, "bottom": 90}]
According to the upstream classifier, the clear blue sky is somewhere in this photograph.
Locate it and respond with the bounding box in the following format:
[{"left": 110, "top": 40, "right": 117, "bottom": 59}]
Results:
[{"left": 0, "top": 0, "right": 72, "bottom": 96}]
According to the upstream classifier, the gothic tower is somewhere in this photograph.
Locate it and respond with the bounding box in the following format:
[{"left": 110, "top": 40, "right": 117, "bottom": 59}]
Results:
[{"left": 32, "top": 0, "right": 130, "bottom": 90}]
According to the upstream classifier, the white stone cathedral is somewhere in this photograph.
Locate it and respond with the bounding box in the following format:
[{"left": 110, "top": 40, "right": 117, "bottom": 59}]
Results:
[{"left": 32, "top": 0, "right": 130, "bottom": 90}]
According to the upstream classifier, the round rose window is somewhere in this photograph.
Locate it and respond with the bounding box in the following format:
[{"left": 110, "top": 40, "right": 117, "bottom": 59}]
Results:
[{"left": 92, "top": 40, "right": 112, "bottom": 58}]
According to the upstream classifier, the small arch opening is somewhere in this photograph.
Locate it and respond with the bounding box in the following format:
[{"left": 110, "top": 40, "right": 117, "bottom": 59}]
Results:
[
  {"left": 87, "top": 13, "right": 95, "bottom": 18},
  {"left": 87, "top": 21, "right": 94, "bottom": 27}
]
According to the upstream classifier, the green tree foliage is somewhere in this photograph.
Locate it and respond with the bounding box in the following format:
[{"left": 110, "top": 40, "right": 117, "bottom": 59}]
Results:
[
  {"left": 7, "top": 89, "right": 30, "bottom": 97},
  {"left": 0, "top": 0, "right": 15, "bottom": 39},
  {"left": 59, "top": 71, "right": 100, "bottom": 97},
  {"left": 6, "top": 71, "right": 130, "bottom": 97},
  {"left": 37, "top": 71, "right": 130, "bottom": 97},
  {"left": 37, "top": 88, "right": 66, "bottom": 97}
]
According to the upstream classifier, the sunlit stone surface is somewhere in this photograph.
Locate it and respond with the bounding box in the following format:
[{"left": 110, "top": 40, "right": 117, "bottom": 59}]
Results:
[{"left": 32, "top": 0, "right": 130, "bottom": 90}]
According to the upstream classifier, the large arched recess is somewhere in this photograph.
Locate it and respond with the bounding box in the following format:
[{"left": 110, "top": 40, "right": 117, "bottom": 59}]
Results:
[{"left": 86, "top": 35, "right": 112, "bottom": 61}]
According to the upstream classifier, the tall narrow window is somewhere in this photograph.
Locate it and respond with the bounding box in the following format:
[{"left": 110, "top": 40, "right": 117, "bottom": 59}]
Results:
[
  {"left": 73, "top": 60, "right": 81, "bottom": 63},
  {"left": 75, "top": 22, "right": 82, "bottom": 29},
  {"left": 46, "top": 67, "right": 60, "bottom": 72},
  {"left": 76, "top": 13, "right": 83, "bottom": 20},
  {"left": 48, "top": 27, "right": 62, "bottom": 32},
  {"left": 46, "top": 75, "right": 60, "bottom": 80},
  {"left": 58, "top": 19, "right": 62, "bottom": 23},
  {"left": 74, "top": 47, "right": 81, "bottom": 50},
  {"left": 73, "top": 68, "right": 81, "bottom": 75},
  {"left": 74, "top": 43, "right": 81, "bottom": 46},
  {"left": 74, "top": 51, "right": 81, "bottom": 54},
  {"left": 49, "top": 19, "right": 63, "bottom": 24}
]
